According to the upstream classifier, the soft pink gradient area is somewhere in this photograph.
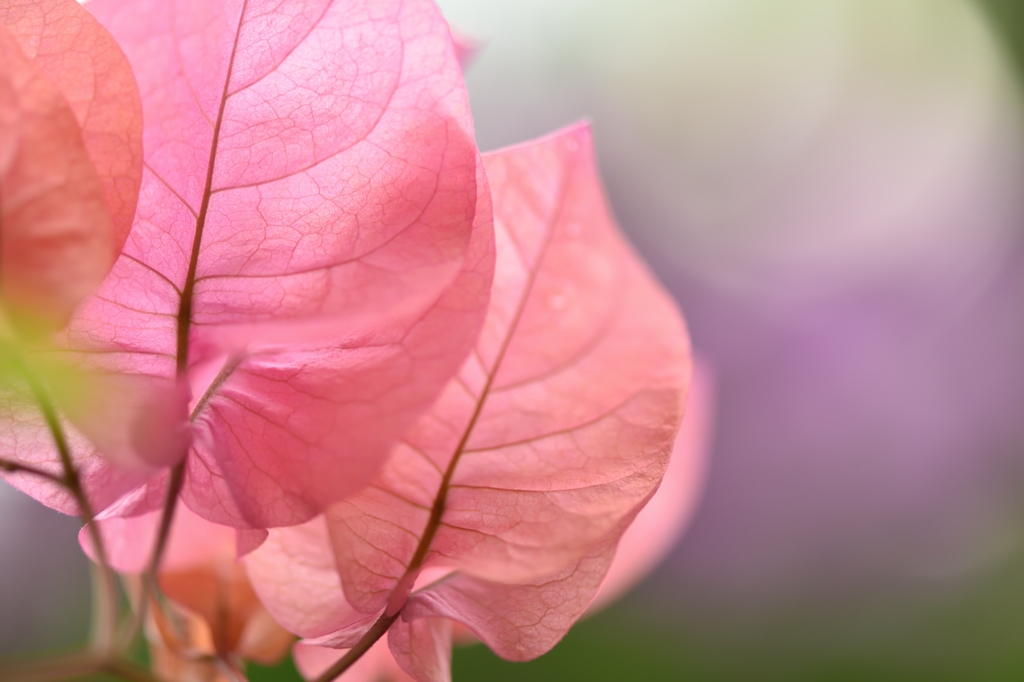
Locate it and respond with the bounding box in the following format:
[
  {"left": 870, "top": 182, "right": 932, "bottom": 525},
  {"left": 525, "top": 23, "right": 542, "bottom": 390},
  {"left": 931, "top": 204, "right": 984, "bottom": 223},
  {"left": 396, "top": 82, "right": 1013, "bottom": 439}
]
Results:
[
  {"left": 84, "top": 0, "right": 481, "bottom": 345},
  {"left": 245, "top": 122, "right": 693, "bottom": 680},
  {"left": 4, "top": 0, "right": 494, "bottom": 530},
  {"left": 0, "top": 1, "right": 141, "bottom": 513},
  {"left": 0, "top": 20, "right": 116, "bottom": 332},
  {"left": 294, "top": 638, "right": 414, "bottom": 682},
  {"left": 0, "top": 0, "right": 142, "bottom": 256},
  {"left": 79, "top": 500, "right": 235, "bottom": 575}
]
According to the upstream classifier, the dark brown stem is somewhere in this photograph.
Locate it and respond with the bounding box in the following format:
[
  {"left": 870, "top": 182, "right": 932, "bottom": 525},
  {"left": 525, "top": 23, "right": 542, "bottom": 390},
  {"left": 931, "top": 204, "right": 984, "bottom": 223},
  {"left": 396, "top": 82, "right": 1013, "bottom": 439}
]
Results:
[
  {"left": 117, "top": 0, "right": 246, "bottom": 653},
  {"left": 310, "top": 611, "right": 400, "bottom": 682},
  {"left": 0, "top": 456, "right": 65, "bottom": 485},
  {"left": 121, "top": 3, "right": 250, "bottom": 652},
  {"left": 120, "top": 461, "right": 187, "bottom": 649}
]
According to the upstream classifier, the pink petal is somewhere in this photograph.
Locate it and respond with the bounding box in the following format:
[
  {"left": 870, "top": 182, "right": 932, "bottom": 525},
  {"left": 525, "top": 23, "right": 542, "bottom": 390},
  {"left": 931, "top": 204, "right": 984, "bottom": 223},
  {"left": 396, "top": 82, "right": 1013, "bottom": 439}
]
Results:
[
  {"left": 246, "top": 521, "right": 453, "bottom": 644},
  {"left": 244, "top": 517, "right": 367, "bottom": 640},
  {"left": 14, "top": 0, "right": 492, "bottom": 524},
  {"left": 0, "top": 22, "right": 141, "bottom": 508},
  {"left": 0, "top": 372, "right": 185, "bottom": 517},
  {"left": 162, "top": 502, "right": 238, "bottom": 571},
  {"left": 254, "top": 122, "right": 693, "bottom": 674},
  {"left": 587, "top": 359, "right": 715, "bottom": 612},
  {"left": 0, "top": 410, "right": 144, "bottom": 516},
  {"left": 264, "top": 361, "right": 710, "bottom": 677},
  {"left": 79, "top": 509, "right": 157, "bottom": 573},
  {"left": 181, "top": 151, "right": 492, "bottom": 528},
  {"left": 402, "top": 536, "right": 617, "bottom": 662},
  {"left": 294, "top": 639, "right": 415, "bottom": 682},
  {"left": 0, "top": 0, "right": 143, "bottom": 254},
  {"left": 325, "top": 122, "right": 691, "bottom": 619},
  {"left": 60, "top": 372, "right": 192, "bottom": 472},
  {"left": 279, "top": 342, "right": 706, "bottom": 678},
  {"left": 0, "top": 25, "right": 114, "bottom": 332},
  {"left": 81, "top": 500, "right": 238, "bottom": 574},
  {"left": 236, "top": 527, "right": 269, "bottom": 558},
  {"left": 84, "top": 0, "right": 481, "bottom": 347},
  {"left": 388, "top": 617, "right": 451, "bottom": 682}
]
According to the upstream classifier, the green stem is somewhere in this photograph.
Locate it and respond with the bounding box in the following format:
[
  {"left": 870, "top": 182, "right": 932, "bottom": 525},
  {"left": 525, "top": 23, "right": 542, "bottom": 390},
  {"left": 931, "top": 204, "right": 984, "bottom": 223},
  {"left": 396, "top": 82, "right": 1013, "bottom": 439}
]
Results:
[{"left": 14, "top": 357, "right": 120, "bottom": 655}]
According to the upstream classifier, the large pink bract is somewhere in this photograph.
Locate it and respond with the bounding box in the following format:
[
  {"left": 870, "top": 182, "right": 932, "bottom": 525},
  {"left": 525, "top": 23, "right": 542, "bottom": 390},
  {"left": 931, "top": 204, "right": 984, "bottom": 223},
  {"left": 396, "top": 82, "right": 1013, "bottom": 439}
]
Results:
[
  {"left": 1, "top": 1, "right": 701, "bottom": 678},
  {"left": 0, "top": 0, "right": 140, "bottom": 334},
  {"left": 0, "top": 0, "right": 494, "bottom": 531},
  {"left": 293, "top": 361, "right": 713, "bottom": 682},
  {"left": 244, "top": 124, "right": 694, "bottom": 680},
  {"left": 0, "top": 0, "right": 143, "bottom": 513}
]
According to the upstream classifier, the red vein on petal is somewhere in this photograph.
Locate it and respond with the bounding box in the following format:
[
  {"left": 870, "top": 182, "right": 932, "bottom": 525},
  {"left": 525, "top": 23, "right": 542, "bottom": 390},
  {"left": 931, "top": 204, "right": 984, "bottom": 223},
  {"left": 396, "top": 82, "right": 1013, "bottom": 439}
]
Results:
[
  {"left": 397, "top": 143, "right": 577, "bottom": 588},
  {"left": 174, "top": 0, "right": 250, "bottom": 375},
  {"left": 127, "top": 0, "right": 252, "bottom": 648}
]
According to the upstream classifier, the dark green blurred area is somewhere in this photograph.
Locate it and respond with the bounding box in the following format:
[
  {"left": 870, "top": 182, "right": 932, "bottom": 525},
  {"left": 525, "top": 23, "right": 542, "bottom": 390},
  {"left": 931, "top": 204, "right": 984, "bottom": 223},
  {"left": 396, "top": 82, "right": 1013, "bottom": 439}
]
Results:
[
  {"left": 977, "top": 0, "right": 1024, "bottom": 79},
  {"left": 234, "top": 532, "right": 1024, "bottom": 681}
]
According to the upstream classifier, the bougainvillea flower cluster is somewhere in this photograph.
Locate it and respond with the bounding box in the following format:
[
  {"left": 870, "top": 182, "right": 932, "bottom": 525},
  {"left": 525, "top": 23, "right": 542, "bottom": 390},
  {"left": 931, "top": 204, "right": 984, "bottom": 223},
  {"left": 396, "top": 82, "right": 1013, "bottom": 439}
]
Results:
[{"left": 0, "top": 0, "right": 704, "bottom": 680}]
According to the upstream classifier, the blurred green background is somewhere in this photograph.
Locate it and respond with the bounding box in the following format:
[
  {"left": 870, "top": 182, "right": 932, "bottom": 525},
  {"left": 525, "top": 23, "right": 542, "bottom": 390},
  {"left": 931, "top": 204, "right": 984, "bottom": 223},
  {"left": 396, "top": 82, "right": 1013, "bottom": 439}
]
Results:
[{"left": 10, "top": 0, "right": 1024, "bottom": 679}]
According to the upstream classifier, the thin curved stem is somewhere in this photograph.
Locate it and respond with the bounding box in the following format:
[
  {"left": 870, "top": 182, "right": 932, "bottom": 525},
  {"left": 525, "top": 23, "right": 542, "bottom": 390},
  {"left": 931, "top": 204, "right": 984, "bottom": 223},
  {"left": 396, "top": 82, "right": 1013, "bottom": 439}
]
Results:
[
  {"left": 117, "top": 0, "right": 252, "bottom": 660},
  {"left": 121, "top": 461, "right": 187, "bottom": 649},
  {"left": 310, "top": 611, "right": 400, "bottom": 682},
  {"left": 13, "top": 357, "right": 120, "bottom": 655},
  {"left": 0, "top": 456, "right": 65, "bottom": 485}
]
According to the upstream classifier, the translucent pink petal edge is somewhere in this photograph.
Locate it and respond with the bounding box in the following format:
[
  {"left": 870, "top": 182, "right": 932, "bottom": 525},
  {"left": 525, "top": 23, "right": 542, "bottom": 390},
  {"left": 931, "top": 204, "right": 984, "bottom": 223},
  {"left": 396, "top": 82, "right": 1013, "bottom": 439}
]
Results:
[{"left": 245, "top": 121, "right": 698, "bottom": 680}]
